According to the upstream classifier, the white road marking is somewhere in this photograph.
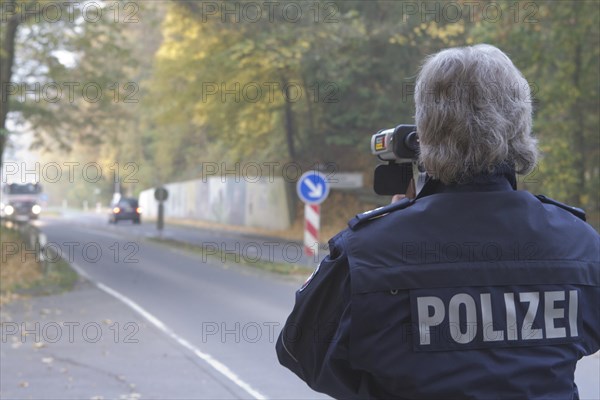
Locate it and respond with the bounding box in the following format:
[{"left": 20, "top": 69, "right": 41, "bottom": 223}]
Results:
[
  {"left": 71, "top": 262, "right": 267, "bottom": 400},
  {"left": 69, "top": 262, "right": 92, "bottom": 281}
]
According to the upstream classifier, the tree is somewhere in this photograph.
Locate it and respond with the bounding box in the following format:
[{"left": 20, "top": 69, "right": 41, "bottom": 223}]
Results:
[
  {"left": 472, "top": 0, "right": 600, "bottom": 208},
  {"left": 1, "top": 0, "right": 136, "bottom": 167},
  {"left": 1, "top": 0, "right": 37, "bottom": 165},
  {"left": 145, "top": 0, "right": 471, "bottom": 183}
]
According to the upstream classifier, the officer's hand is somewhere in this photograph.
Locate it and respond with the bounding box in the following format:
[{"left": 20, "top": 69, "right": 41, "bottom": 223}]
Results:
[{"left": 391, "top": 179, "right": 416, "bottom": 204}]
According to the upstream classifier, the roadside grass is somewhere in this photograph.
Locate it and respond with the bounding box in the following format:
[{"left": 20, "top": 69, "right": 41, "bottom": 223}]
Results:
[
  {"left": 40, "top": 210, "right": 62, "bottom": 217},
  {"left": 0, "top": 225, "right": 78, "bottom": 306},
  {"left": 148, "top": 237, "right": 314, "bottom": 276}
]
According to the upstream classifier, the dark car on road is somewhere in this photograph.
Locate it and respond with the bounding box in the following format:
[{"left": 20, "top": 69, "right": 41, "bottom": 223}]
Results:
[{"left": 109, "top": 197, "right": 141, "bottom": 224}]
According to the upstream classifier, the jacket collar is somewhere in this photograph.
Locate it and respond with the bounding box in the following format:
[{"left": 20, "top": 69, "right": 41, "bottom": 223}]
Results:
[{"left": 416, "top": 165, "right": 517, "bottom": 199}]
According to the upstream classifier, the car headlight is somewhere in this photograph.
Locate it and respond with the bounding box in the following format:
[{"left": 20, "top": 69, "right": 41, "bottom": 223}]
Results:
[
  {"left": 4, "top": 205, "right": 14, "bottom": 215},
  {"left": 32, "top": 204, "right": 41, "bottom": 214}
]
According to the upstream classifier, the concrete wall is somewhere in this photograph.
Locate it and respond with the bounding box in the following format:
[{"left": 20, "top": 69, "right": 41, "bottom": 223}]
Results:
[{"left": 139, "top": 177, "right": 292, "bottom": 230}]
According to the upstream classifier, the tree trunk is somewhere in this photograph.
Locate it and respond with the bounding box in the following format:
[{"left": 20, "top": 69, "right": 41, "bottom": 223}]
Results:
[
  {"left": 0, "top": 0, "right": 21, "bottom": 166},
  {"left": 303, "top": 74, "right": 315, "bottom": 146},
  {"left": 570, "top": 5, "right": 586, "bottom": 207},
  {"left": 282, "top": 76, "right": 297, "bottom": 162},
  {"left": 571, "top": 43, "right": 586, "bottom": 207}
]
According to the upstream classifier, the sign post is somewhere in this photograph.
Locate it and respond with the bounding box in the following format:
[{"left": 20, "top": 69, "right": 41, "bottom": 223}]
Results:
[
  {"left": 154, "top": 187, "right": 169, "bottom": 233},
  {"left": 296, "top": 171, "right": 330, "bottom": 261}
]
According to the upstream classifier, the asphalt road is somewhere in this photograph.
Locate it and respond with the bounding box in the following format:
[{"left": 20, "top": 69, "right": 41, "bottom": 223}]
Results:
[
  {"left": 2, "top": 213, "right": 327, "bottom": 399},
  {"left": 62, "top": 209, "right": 328, "bottom": 266},
  {"left": 2, "top": 212, "right": 599, "bottom": 399}
]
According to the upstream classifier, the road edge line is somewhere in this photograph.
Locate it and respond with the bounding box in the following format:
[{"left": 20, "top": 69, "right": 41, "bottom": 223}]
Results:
[{"left": 69, "top": 261, "right": 267, "bottom": 400}]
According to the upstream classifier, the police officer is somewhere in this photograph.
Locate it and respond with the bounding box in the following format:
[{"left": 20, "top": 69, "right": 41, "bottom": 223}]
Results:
[{"left": 276, "top": 44, "right": 599, "bottom": 399}]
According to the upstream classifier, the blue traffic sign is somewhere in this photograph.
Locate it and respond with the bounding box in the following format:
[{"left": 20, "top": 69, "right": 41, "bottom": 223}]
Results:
[{"left": 297, "top": 171, "right": 330, "bottom": 205}]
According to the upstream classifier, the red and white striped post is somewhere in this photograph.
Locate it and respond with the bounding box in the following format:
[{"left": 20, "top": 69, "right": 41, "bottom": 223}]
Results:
[
  {"left": 304, "top": 204, "right": 320, "bottom": 258},
  {"left": 297, "top": 171, "right": 329, "bottom": 262}
]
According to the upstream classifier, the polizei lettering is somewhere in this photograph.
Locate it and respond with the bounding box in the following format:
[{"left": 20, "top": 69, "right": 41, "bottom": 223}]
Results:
[{"left": 410, "top": 286, "right": 580, "bottom": 351}]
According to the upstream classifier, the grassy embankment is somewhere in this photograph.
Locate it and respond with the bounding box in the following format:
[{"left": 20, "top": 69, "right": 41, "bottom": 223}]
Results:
[
  {"left": 0, "top": 225, "right": 78, "bottom": 305},
  {"left": 149, "top": 236, "right": 315, "bottom": 277}
]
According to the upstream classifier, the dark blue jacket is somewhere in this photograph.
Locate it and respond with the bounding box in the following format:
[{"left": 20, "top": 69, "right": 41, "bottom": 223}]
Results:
[{"left": 277, "top": 174, "right": 599, "bottom": 399}]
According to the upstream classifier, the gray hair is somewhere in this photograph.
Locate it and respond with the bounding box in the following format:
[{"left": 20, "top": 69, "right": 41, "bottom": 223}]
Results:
[{"left": 414, "top": 44, "right": 538, "bottom": 184}]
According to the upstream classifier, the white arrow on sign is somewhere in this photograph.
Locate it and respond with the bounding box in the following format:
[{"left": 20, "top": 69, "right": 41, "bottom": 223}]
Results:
[
  {"left": 297, "top": 171, "right": 329, "bottom": 205},
  {"left": 304, "top": 178, "right": 323, "bottom": 198}
]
